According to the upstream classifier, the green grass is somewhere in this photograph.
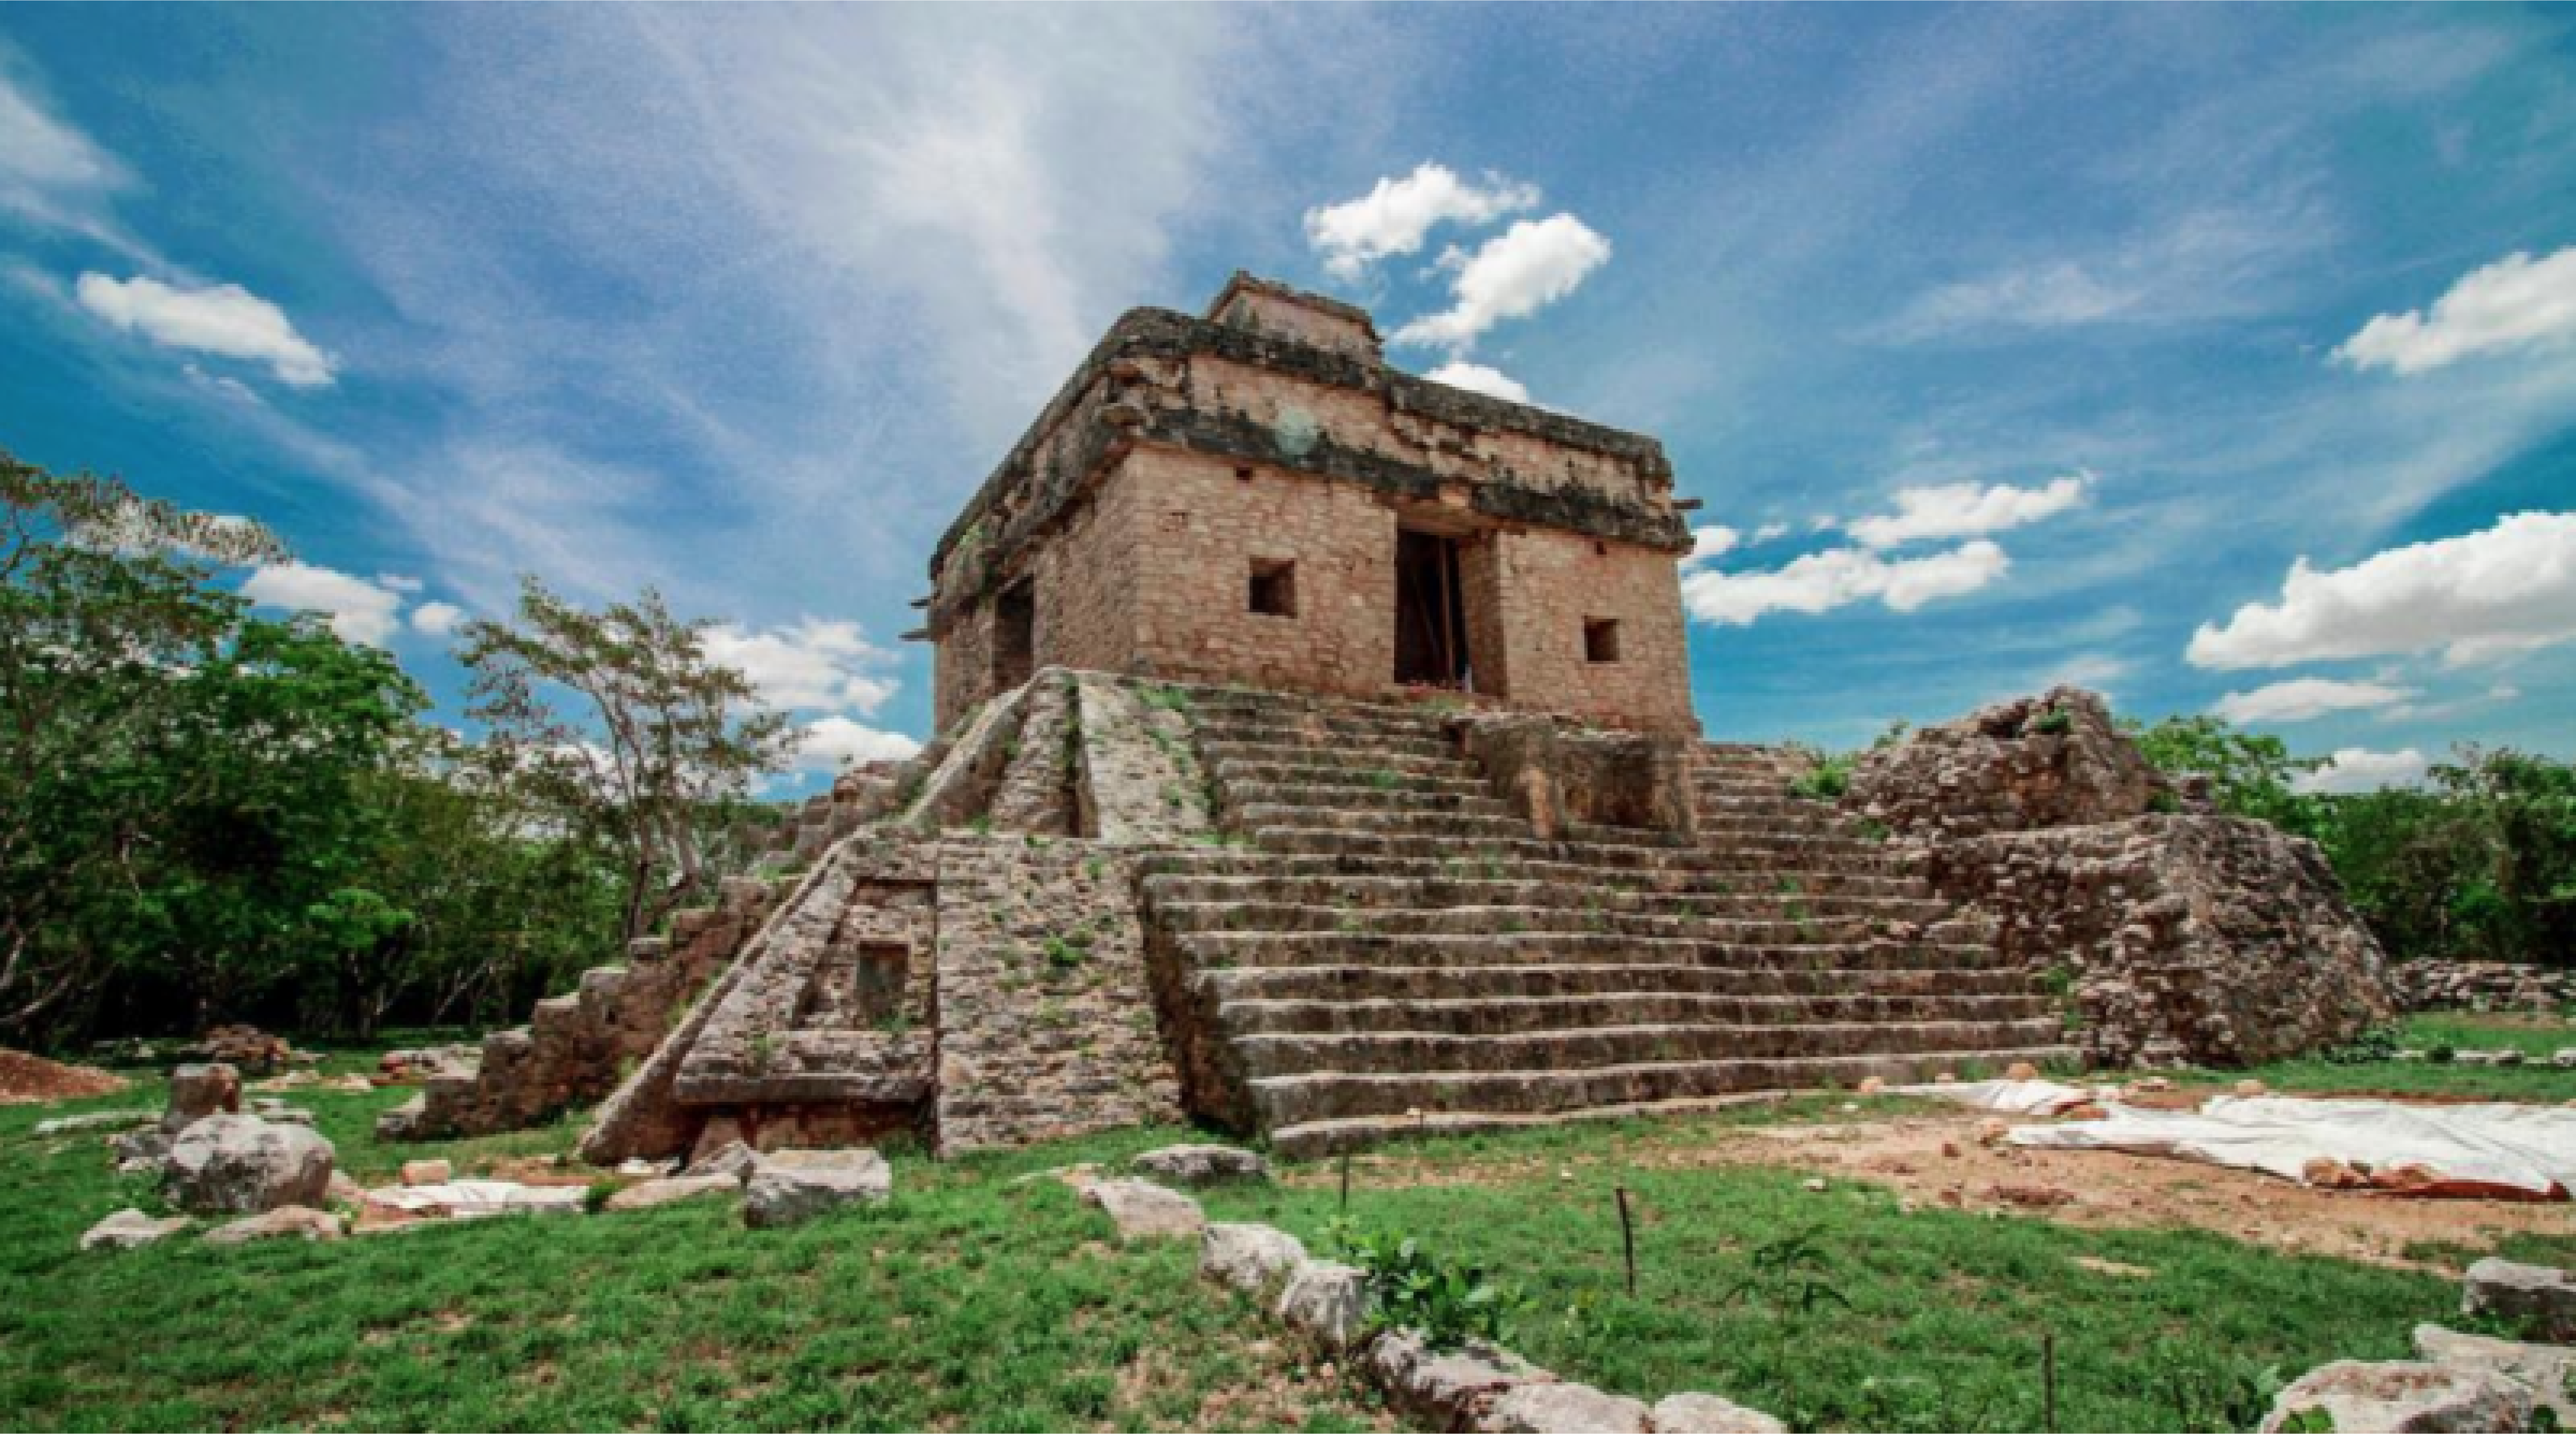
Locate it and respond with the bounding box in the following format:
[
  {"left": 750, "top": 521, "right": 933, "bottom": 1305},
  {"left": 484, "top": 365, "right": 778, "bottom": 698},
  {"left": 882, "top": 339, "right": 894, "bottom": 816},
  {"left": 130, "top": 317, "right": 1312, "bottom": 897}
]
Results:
[
  {"left": 1207, "top": 1132, "right": 2452, "bottom": 1433},
  {"left": 0, "top": 1071, "right": 1382, "bottom": 1433},
  {"left": 2210, "top": 1012, "right": 2576, "bottom": 1103}
]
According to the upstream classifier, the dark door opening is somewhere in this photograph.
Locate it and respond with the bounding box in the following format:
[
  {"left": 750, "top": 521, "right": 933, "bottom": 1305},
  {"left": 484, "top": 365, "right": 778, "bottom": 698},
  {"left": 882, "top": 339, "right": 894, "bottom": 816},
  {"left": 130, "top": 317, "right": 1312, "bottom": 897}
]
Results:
[
  {"left": 1393, "top": 528, "right": 1471, "bottom": 689},
  {"left": 992, "top": 581, "right": 1035, "bottom": 692}
]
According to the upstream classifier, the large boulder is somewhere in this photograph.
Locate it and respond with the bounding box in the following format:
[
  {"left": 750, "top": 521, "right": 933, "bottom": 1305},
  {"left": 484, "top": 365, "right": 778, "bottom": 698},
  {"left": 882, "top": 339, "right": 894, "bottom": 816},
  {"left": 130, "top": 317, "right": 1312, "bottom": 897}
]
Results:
[
  {"left": 1275, "top": 1260, "right": 1370, "bottom": 1351},
  {"left": 740, "top": 1148, "right": 891, "bottom": 1229},
  {"left": 163, "top": 1063, "right": 241, "bottom": 1133},
  {"left": 2463, "top": 1259, "right": 2576, "bottom": 1344},
  {"left": 1368, "top": 1328, "right": 1547, "bottom": 1429},
  {"left": 163, "top": 1114, "right": 335, "bottom": 1214},
  {"left": 2259, "top": 1360, "right": 2533, "bottom": 1433},
  {"left": 1478, "top": 1382, "right": 1651, "bottom": 1434}
]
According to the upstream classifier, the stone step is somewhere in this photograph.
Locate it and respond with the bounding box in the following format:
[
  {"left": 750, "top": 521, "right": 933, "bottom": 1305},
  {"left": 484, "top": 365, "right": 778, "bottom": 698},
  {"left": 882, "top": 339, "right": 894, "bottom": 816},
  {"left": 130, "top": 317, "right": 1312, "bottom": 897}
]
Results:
[
  {"left": 1217, "top": 990, "right": 2059, "bottom": 1037},
  {"left": 1217, "top": 782, "right": 1516, "bottom": 818},
  {"left": 1239, "top": 826, "right": 1920, "bottom": 876},
  {"left": 1149, "top": 844, "right": 1937, "bottom": 891},
  {"left": 1177, "top": 688, "right": 1465, "bottom": 725},
  {"left": 1198, "top": 733, "right": 1464, "bottom": 764},
  {"left": 1199, "top": 961, "right": 2044, "bottom": 1004},
  {"left": 1142, "top": 872, "right": 1951, "bottom": 924},
  {"left": 1207, "top": 758, "right": 1495, "bottom": 794},
  {"left": 1140, "top": 848, "right": 1934, "bottom": 900},
  {"left": 1168, "top": 928, "right": 2010, "bottom": 972},
  {"left": 1250, "top": 1043, "right": 2083, "bottom": 1132},
  {"left": 1233, "top": 806, "right": 1536, "bottom": 839},
  {"left": 1235, "top": 1017, "right": 2072, "bottom": 1080},
  {"left": 1189, "top": 705, "right": 1455, "bottom": 737},
  {"left": 1151, "top": 899, "right": 1925, "bottom": 944}
]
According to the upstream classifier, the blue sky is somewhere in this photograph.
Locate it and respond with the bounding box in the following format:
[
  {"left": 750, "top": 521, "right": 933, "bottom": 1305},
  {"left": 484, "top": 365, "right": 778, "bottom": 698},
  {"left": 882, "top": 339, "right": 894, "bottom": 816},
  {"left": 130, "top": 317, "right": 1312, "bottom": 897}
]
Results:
[{"left": 4, "top": 7, "right": 2573, "bottom": 794}]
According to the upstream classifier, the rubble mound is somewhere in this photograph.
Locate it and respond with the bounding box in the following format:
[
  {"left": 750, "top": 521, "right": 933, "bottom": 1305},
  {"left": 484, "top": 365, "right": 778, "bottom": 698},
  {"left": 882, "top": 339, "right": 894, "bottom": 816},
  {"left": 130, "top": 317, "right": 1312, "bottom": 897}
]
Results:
[
  {"left": 0, "top": 1049, "right": 129, "bottom": 1105},
  {"left": 1848, "top": 687, "right": 2165, "bottom": 837}
]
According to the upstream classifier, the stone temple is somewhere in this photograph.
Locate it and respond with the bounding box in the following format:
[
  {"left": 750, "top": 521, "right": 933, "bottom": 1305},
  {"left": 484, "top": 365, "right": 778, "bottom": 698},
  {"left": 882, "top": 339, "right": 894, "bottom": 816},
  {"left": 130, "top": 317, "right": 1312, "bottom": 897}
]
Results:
[{"left": 382, "top": 275, "right": 2396, "bottom": 1162}]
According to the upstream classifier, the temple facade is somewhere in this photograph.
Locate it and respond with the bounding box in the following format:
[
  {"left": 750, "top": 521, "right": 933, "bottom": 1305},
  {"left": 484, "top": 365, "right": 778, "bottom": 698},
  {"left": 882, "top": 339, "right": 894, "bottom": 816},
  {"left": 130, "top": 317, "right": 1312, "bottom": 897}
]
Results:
[{"left": 920, "top": 274, "right": 1700, "bottom": 736}]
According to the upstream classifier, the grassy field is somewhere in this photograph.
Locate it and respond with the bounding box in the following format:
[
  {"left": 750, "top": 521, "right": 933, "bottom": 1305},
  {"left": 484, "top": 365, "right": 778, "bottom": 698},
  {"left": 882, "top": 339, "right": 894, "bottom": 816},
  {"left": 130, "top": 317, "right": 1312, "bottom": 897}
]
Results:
[
  {"left": 0, "top": 1060, "right": 1382, "bottom": 1433},
  {"left": 1, "top": 1013, "right": 2568, "bottom": 1433}
]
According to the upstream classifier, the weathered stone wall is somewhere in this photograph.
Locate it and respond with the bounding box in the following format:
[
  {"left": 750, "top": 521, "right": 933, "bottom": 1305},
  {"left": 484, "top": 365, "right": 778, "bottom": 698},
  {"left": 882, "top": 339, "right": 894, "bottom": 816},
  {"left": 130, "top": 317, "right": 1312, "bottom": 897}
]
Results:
[
  {"left": 924, "top": 277, "right": 1697, "bottom": 734},
  {"left": 1848, "top": 687, "right": 2166, "bottom": 838},
  {"left": 1928, "top": 817, "right": 2396, "bottom": 1066},
  {"left": 931, "top": 840, "right": 1183, "bottom": 1154},
  {"left": 987, "top": 670, "right": 1080, "bottom": 835},
  {"left": 1457, "top": 713, "right": 1697, "bottom": 839},
  {"left": 1072, "top": 670, "right": 1217, "bottom": 844},
  {"left": 2397, "top": 960, "right": 2576, "bottom": 1013}
]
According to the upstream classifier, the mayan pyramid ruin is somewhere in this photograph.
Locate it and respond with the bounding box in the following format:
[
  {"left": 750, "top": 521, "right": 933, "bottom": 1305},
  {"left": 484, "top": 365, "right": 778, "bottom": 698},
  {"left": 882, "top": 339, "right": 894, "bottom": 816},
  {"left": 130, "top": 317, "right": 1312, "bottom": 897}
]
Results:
[{"left": 381, "top": 274, "right": 2396, "bottom": 1163}]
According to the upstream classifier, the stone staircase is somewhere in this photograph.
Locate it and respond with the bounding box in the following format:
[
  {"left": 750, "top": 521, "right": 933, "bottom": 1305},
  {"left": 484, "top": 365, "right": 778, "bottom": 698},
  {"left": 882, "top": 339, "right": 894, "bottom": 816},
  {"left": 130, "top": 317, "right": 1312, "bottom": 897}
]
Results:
[{"left": 1141, "top": 688, "right": 2074, "bottom": 1157}]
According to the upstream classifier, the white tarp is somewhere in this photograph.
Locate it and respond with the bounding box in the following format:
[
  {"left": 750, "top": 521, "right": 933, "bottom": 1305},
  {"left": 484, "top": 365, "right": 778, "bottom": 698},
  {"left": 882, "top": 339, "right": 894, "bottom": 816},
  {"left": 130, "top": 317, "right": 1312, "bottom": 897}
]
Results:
[
  {"left": 2009, "top": 1095, "right": 2576, "bottom": 1199},
  {"left": 1890, "top": 1078, "right": 2109, "bottom": 1116}
]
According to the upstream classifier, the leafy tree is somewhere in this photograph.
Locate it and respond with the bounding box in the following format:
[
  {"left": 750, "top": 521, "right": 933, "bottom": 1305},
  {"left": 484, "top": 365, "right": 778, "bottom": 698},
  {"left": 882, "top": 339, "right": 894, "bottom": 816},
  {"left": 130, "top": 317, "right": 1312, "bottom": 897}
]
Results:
[
  {"left": 0, "top": 449, "right": 427, "bottom": 1042},
  {"left": 459, "top": 579, "right": 792, "bottom": 943},
  {"left": 2121, "top": 714, "right": 2325, "bottom": 836}
]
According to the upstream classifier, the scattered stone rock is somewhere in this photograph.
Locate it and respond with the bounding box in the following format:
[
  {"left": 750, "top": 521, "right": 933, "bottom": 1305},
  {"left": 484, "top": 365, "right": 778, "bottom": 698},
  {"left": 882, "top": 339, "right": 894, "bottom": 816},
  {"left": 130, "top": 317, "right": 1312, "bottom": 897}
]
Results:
[
  {"left": 1276, "top": 1260, "right": 1370, "bottom": 1351},
  {"left": 2463, "top": 1258, "right": 2576, "bottom": 1343},
  {"left": 2415, "top": 1325, "right": 2575, "bottom": 1427},
  {"left": 1081, "top": 1178, "right": 1206, "bottom": 1240},
  {"left": 162, "top": 1063, "right": 240, "bottom": 1133},
  {"left": 2070, "top": 1256, "right": 2156, "bottom": 1279},
  {"left": 1201, "top": 1222, "right": 1309, "bottom": 1294},
  {"left": 2004, "top": 1061, "right": 2040, "bottom": 1081},
  {"left": 1651, "top": 1392, "right": 1790, "bottom": 1434},
  {"left": 205, "top": 1205, "right": 344, "bottom": 1245},
  {"left": 741, "top": 1148, "right": 892, "bottom": 1229},
  {"left": 1131, "top": 1143, "right": 1271, "bottom": 1186},
  {"left": 1478, "top": 1380, "right": 1651, "bottom": 1433},
  {"left": 400, "top": 1159, "right": 453, "bottom": 1187},
  {"left": 1975, "top": 1118, "right": 2010, "bottom": 1147},
  {"left": 683, "top": 1140, "right": 759, "bottom": 1183},
  {"left": 613, "top": 1158, "right": 667, "bottom": 1178},
  {"left": 1369, "top": 1328, "right": 1546, "bottom": 1429},
  {"left": 163, "top": 1114, "right": 334, "bottom": 1214},
  {"left": 80, "top": 1207, "right": 190, "bottom": 1250},
  {"left": 2235, "top": 1079, "right": 2268, "bottom": 1097},
  {"left": 33, "top": 1109, "right": 155, "bottom": 1137},
  {"left": 605, "top": 1174, "right": 740, "bottom": 1212},
  {"left": 109, "top": 1127, "right": 171, "bottom": 1166},
  {"left": 2259, "top": 1359, "right": 2533, "bottom": 1434},
  {"left": 2302, "top": 1157, "right": 2370, "bottom": 1190}
]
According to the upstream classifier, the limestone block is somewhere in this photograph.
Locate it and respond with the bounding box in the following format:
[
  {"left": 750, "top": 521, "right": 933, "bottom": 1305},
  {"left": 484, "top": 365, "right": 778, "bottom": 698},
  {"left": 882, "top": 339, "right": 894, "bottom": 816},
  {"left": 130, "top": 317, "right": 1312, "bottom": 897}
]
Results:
[
  {"left": 1081, "top": 1178, "right": 1205, "bottom": 1240},
  {"left": 606, "top": 1174, "right": 741, "bottom": 1212},
  {"left": 1132, "top": 1144, "right": 1271, "bottom": 1186},
  {"left": 2416, "top": 1324, "right": 2575, "bottom": 1427},
  {"left": 1369, "top": 1328, "right": 1547, "bottom": 1429},
  {"left": 1276, "top": 1259, "right": 1371, "bottom": 1351},
  {"left": 205, "top": 1205, "right": 344, "bottom": 1245},
  {"left": 1200, "top": 1222, "right": 1308, "bottom": 1294},
  {"left": 1477, "top": 1381, "right": 1652, "bottom": 1434},
  {"left": 163, "top": 1114, "right": 334, "bottom": 1214},
  {"left": 80, "top": 1208, "right": 190, "bottom": 1250},
  {"left": 741, "top": 1148, "right": 892, "bottom": 1229},
  {"left": 2259, "top": 1360, "right": 2533, "bottom": 1433},
  {"left": 1652, "top": 1393, "right": 1790, "bottom": 1434},
  {"left": 2464, "top": 1258, "right": 2576, "bottom": 1343}
]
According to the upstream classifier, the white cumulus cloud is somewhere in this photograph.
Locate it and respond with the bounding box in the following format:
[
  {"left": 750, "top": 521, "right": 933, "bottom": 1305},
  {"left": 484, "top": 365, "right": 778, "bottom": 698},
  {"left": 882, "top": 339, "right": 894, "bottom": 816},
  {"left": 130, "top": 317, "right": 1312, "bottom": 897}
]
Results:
[
  {"left": 2211, "top": 677, "right": 2417, "bottom": 724},
  {"left": 409, "top": 601, "right": 466, "bottom": 639},
  {"left": 1305, "top": 162, "right": 1539, "bottom": 283},
  {"left": 1682, "top": 540, "right": 2008, "bottom": 626},
  {"left": 1392, "top": 214, "right": 1611, "bottom": 352},
  {"left": 700, "top": 618, "right": 901, "bottom": 716},
  {"left": 2335, "top": 246, "right": 2576, "bottom": 376},
  {"left": 1846, "top": 475, "right": 2089, "bottom": 549},
  {"left": 2293, "top": 747, "right": 2430, "bottom": 795},
  {"left": 1751, "top": 522, "right": 1791, "bottom": 544},
  {"left": 1424, "top": 361, "right": 1529, "bottom": 403},
  {"left": 241, "top": 562, "right": 405, "bottom": 646},
  {"left": 795, "top": 715, "right": 922, "bottom": 770},
  {"left": 1682, "top": 525, "right": 1740, "bottom": 569},
  {"left": 2187, "top": 511, "right": 2576, "bottom": 670},
  {"left": 76, "top": 273, "right": 336, "bottom": 387}
]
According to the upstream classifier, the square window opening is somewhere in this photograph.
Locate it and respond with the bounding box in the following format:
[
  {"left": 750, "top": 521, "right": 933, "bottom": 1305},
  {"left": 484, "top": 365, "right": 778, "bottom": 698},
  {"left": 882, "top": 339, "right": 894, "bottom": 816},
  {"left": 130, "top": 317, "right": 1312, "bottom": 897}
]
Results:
[
  {"left": 1583, "top": 617, "right": 1622, "bottom": 663},
  {"left": 1249, "top": 559, "right": 1298, "bottom": 618}
]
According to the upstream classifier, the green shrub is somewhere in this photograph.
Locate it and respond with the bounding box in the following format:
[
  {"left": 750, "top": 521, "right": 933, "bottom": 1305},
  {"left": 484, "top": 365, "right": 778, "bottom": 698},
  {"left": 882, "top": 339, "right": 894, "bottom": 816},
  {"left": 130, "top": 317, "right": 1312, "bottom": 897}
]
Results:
[{"left": 1328, "top": 1218, "right": 1526, "bottom": 1349}]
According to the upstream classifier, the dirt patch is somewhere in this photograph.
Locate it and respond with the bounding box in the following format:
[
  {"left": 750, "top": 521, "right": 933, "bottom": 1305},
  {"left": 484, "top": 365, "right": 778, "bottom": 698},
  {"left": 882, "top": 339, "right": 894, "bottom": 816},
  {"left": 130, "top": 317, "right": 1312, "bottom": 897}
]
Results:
[
  {"left": 1680, "top": 1106, "right": 2570, "bottom": 1271},
  {"left": 0, "top": 1049, "right": 129, "bottom": 1105}
]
